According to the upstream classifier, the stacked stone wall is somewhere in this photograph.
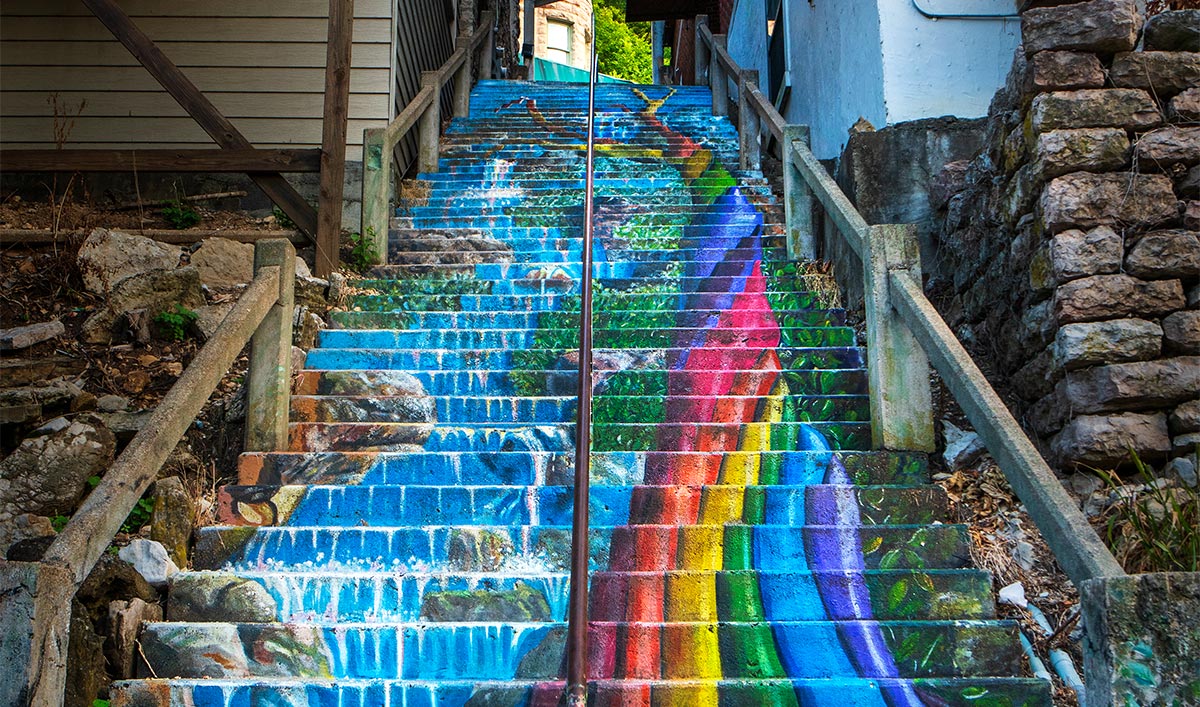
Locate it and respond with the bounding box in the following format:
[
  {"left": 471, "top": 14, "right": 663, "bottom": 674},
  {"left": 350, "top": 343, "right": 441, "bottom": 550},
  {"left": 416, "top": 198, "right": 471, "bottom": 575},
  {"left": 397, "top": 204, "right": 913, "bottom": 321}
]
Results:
[{"left": 930, "top": 0, "right": 1199, "bottom": 469}]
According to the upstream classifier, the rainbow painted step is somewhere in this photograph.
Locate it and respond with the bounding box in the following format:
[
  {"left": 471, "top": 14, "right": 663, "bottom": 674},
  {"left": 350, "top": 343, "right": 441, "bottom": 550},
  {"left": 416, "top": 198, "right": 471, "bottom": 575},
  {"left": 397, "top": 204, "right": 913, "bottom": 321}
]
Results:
[{"left": 114, "top": 79, "right": 1048, "bottom": 706}]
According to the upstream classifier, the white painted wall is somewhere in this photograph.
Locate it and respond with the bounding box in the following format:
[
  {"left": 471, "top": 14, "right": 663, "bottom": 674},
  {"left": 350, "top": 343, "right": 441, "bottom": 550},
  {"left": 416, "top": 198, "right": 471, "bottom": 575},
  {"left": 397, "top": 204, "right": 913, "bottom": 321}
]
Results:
[
  {"left": 725, "top": 0, "right": 1020, "bottom": 160},
  {"left": 878, "top": 0, "right": 1021, "bottom": 124}
]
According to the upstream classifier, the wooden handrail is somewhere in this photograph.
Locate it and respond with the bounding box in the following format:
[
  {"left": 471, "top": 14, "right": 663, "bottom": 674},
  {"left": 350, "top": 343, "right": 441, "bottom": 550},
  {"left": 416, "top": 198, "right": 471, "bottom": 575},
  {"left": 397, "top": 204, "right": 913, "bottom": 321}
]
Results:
[
  {"left": 691, "top": 13, "right": 1123, "bottom": 589},
  {"left": 15, "top": 239, "right": 296, "bottom": 706},
  {"left": 360, "top": 11, "right": 496, "bottom": 262},
  {"left": 889, "top": 274, "right": 1125, "bottom": 586}
]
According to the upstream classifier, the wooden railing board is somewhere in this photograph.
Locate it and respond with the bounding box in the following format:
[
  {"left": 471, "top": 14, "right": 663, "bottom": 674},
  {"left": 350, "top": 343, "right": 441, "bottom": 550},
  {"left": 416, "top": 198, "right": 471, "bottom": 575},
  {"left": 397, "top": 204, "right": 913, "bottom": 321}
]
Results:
[
  {"left": 360, "top": 11, "right": 495, "bottom": 264},
  {"left": 16, "top": 239, "right": 296, "bottom": 706},
  {"left": 693, "top": 14, "right": 1124, "bottom": 591}
]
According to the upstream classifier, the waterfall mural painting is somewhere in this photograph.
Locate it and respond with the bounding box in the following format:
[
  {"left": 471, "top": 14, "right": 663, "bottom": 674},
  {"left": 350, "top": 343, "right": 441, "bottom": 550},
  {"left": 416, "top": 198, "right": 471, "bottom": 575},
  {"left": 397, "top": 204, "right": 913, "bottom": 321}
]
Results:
[{"left": 115, "top": 82, "right": 1048, "bottom": 707}]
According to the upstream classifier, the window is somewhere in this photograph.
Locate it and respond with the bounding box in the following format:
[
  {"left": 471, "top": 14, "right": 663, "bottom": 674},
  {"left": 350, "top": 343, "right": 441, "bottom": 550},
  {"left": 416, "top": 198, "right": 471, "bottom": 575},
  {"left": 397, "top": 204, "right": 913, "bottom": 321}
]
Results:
[{"left": 546, "top": 20, "right": 572, "bottom": 65}]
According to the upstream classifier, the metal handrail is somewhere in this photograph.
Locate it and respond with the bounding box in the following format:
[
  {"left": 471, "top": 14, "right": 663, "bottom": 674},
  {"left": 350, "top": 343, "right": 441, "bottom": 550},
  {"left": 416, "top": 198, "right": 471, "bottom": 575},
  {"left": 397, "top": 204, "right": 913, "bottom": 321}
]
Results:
[{"left": 565, "top": 28, "right": 600, "bottom": 707}]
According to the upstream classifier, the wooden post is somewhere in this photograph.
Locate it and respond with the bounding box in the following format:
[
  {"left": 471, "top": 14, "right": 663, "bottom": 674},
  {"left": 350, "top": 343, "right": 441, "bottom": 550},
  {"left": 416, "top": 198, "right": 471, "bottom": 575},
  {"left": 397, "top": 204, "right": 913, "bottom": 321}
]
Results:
[
  {"left": 783, "top": 125, "right": 815, "bottom": 260},
  {"left": 360, "top": 127, "right": 389, "bottom": 265},
  {"left": 710, "top": 36, "right": 728, "bottom": 116},
  {"left": 245, "top": 240, "right": 296, "bottom": 452},
  {"left": 315, "top": 0, "right": 354, "bottom": 277},
  {"left": 453, "top": 37, "right": 473, "bottom": 118},
  {"left": 738, "top": 70, "right": 761, "bottom": 171},
  {"left": 481, "top": 19, "right": 496, "bottom": 80},
  {"left": 418, "top": 71, "right": 442, "bottom": 174},
  {"left": 863, "top": 224, "right": 935, "bottom": 451},
  {"left": 6, "top": 561, "right": 74, "bottom": 707},
  {"left": 694, "top": 15, "right": 710, "bottom": 87}
]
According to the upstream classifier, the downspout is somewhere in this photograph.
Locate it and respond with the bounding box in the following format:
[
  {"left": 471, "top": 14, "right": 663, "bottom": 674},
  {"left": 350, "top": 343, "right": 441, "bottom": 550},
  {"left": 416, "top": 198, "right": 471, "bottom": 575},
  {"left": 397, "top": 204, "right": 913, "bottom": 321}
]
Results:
[{"left": 911, "top": 0, "right": 1019, "bottom": 19}]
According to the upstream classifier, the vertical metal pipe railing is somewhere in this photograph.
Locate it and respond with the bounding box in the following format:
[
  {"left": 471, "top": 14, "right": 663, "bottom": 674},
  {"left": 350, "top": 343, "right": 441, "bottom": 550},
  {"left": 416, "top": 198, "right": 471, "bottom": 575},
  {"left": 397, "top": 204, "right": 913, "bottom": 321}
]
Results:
[{"left": 565, "top": 32, "right": 599, "bottom": 707}]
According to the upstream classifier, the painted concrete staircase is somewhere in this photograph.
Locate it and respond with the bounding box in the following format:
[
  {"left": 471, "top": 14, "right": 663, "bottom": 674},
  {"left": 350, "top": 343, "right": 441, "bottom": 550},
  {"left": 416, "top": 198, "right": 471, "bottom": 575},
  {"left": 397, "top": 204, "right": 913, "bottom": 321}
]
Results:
[{"left": 114, "top": 81, "right": 1050, "bottom": 706}]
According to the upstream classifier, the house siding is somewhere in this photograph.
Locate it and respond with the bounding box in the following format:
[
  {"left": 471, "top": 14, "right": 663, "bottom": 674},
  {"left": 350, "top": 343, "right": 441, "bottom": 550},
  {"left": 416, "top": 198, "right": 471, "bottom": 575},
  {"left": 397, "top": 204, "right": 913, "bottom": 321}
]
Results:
[{"left": 0, "top": 0, "right": 398, "bottom": 161}]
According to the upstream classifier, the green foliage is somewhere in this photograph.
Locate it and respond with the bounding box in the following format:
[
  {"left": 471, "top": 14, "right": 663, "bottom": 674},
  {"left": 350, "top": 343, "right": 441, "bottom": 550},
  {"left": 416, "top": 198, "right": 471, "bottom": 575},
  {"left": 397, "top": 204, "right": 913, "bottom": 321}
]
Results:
[
  {"left": 1097, "top": 449, "right": 1200, "bottom": 573},
  {"left": 594, "top": 0, "right": 653, "bottom": 83},
  {"left": 94, "top": 701, "right": 111, "bottom": 707},
  {"left": 272, "top": 205, "right": 297, "bottom": 230},
  {"left": 122, "top": 497, "right": 155, "bottom": 534},
  {"left": 154, "top": 304, "right": 198, "bottom": 341},
  {"left": 346, "top": 228, "right": 380, "bottom": 273},
  {"left": 161, "top": 200, "right": 201, "bottom": 229},
  {"left": 50, "top": 514, "right": 70, "bottom": 532}
]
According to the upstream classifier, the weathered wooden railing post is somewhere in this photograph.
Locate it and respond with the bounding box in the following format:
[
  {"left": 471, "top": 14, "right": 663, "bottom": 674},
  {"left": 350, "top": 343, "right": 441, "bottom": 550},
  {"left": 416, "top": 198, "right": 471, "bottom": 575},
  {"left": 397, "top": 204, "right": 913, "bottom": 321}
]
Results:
[
  {"left": 738, "top": 70, "right": 761, "bottom": 171},
  {"left": 710, "top": 36, "right": 728, "bottom": 116},
  {"left": 783, "top": 125, "right": 815, "bottom": 260},
  {"left": 453, "top": 35, "right": 472, "bottom": 118},
  {"left": 245, "top": 239, "right": 296, "bottom": 452},
  {"left": 694, "top": 15, "right": 710, "bottom": 86},
  {"left": 863, "top": 224, "right": 934, "bottom": 451},
  {"left": 480, "top": 18, "right": 495, "bottom": 80},
  {"left": 360, "top": 127, "right": 389, "bottom": 264},
  {"left": 418, "top": 71, "right": 441, "bottom": 174}
]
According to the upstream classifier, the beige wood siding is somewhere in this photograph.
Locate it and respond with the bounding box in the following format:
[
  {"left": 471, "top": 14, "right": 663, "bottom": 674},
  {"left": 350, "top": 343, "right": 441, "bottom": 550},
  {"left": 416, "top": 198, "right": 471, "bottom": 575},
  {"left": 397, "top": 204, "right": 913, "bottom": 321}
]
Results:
[{"left": 0, "top": 0, "right": 397, "bottom": 161}]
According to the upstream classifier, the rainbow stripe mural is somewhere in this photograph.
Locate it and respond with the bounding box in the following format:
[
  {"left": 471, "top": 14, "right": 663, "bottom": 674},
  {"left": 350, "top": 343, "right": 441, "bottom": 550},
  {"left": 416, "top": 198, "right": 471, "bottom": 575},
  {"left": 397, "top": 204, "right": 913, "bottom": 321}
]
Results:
[{"left": 114, "top": 81, "right": 1049, "bottom": 707}]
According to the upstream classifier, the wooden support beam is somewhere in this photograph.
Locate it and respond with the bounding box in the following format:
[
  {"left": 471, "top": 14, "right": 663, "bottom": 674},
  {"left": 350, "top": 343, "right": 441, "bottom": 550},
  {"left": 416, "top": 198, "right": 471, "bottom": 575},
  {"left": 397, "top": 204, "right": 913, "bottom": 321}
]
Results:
[
  {"left": 79, "top": 0, "right": 318, "bottom": 238},
  {"left": 0, "top": 149, "right": 323, "bottom": 173},
  {"left": 315, "top": 0, "right": 354, "bottom": 277}
]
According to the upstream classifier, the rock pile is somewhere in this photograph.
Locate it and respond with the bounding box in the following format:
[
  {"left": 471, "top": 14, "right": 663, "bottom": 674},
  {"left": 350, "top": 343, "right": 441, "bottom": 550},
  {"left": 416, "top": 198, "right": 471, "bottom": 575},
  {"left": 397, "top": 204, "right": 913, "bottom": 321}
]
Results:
[{"left": 931, "top": 2, "right": 1199, "bottom": 470}]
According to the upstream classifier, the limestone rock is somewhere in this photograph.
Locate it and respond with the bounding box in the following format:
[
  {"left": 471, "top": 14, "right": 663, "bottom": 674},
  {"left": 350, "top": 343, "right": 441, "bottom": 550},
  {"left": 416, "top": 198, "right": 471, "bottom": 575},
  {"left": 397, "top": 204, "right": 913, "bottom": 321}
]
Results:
[
  {"left": 1163, "top": 311, "right": 1200, "bottom": 354},
  {"left": 0, "top": 379, "right": 87, "bottom": 426},
  {"left": 1111, "top": 51, "right": 1200, "bottom": 98},
  {"left": 1134, "top": 126, "right": 1200, "bottom": 168},
  {"left": 96, "top": 394, "right": 129, "bottom": 413},
  {"left": 0, "top": 319, "right": 65, "bottom": 351},
  {"left": 1051, "top": 412, "right": 1172, "bottom": 467},
  {"left": 1040, "top": 172, "right": 1177, "bottom": 232},
  {"left": 1030, "top": 89, "right": 1161, "bottom": 133},
  {"left": 1170, "top": 399, "right": 1200, "bottom": 434},
  {"left": 1174, "top": 431, "right": 1200, "bottom": 455},
  {"left": 1027, "top": 51, "right": 1106, "bottom": 92},
  {"left": 1011, "top": 346, "right": 1059, "bottom": 401},
  {"left": 294, "top": 256, "right": 312, "bottom": 279},
  {"left": 1054, "top": 275, "right": 1184, "bottom": 324},
  {"left": 1165, "top": 455, "right": 1198, "bottom": 488},
  {"left": 1059, "top": 356, "right": 1200, "bottom": 414},
  {"left": 1053, "top": 319, "right": 1162, "bottom": 371},
  {"left": 1031, "top": 225, "right": 1123, "bottom": 290},
  {"left": 194, "top": 301, "right": 235, "bottom": 341},
  {"left": 942, "top": 421, "right": 985, "bottom": 470},
  {"left": 1145, "top": 10, "right": 1200, "bottom": 51},
  {"left": 0, "top": 415, "right": 115, "bottom": 548},
  {"left": 3, "top": 513, "right": 56, "bottom": 556},
  {"left": 191, "top": 237, "right": 254, "bottom": 288},
  {"left": 1125, "top": 231, "right": 1200, "bottom": 280},
  {"left": 167, "top": 572, "right": 278, "bottom": 622},
  {"left": 81, "top": 266, "right": 205, "bottom": 344},
  {"left": 150, "top": 476, "right": 193, "bottom": 567},
  {"left": 1021, "top": 0, "right": 1141, "bottom": 55},
  {"left": 76, "top": 228, "right": 181, "bottom": 296},
  {"left": 295, "top": 275, "right": 332, "bottom": 309},
  {"left": 0, "top": 355, "right": 85, "bottom": 388},
  {"left": 1035, "top": 128, "right": 1129, "bottom": 180},
  {"left": 1179, "top": 165, "right": 1200, "bottom": 200},
  {"left": 1187, "top": 200, "right": 1200, "bottom": 229},
  {"left": 118, "top": 538, "right": 179, "bottom": 588},
  {"left": 1169, "top": 87, "right": 1200, "bottom": 123}
]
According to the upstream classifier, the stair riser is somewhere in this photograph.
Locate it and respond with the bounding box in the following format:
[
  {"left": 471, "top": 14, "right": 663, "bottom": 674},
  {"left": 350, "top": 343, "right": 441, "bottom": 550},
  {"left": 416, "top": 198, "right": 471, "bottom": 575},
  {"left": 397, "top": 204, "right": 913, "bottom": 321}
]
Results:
[
  {"left": 192, "top": 525, "right": 969, "bottom": 575},
  {"left": 238, "top": 450, "right": 931, "bottom": 487},
  {"left": 216, "top": 483, "right": 932, "bottom": 529}
]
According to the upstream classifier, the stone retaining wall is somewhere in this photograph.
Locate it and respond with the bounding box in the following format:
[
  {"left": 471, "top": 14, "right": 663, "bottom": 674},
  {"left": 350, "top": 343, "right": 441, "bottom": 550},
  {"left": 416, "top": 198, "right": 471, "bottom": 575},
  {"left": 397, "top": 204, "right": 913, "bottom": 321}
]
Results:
[{"left": 930, "top": 0, "right": 1199, "bottom": 470}]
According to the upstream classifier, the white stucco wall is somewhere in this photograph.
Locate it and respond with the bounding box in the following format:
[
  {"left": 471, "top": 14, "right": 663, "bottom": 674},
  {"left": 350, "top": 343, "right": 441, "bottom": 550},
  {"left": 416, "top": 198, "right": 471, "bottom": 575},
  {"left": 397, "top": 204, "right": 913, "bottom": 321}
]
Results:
[
  {"left": 878, "top": 0, "right": 1020, "bottom": 124},
  {"left": 725, "top": 0, "right": 1020, "bottom": 160}
]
